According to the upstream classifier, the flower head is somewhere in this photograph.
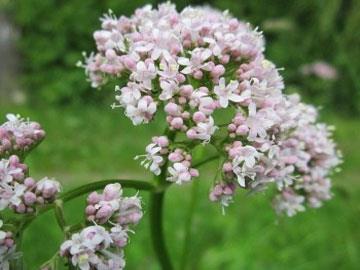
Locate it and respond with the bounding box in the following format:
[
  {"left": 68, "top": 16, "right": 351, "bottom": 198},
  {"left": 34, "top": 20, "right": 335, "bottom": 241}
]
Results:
[{"left": 82, "top": 3, "right": 341, "bottom": 216}]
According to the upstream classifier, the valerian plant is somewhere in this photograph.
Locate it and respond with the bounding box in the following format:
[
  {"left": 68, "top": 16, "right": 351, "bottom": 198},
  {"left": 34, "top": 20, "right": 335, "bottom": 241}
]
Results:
[{"left": 1, "top": 2, "right": 342, "bottom": 270}]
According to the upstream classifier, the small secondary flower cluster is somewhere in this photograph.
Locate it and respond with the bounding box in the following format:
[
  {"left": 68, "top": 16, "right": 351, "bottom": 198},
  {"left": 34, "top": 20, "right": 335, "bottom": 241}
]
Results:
[
  {"left": 0, "top": 114, "right": 61, "bottom": 214},
  {"left": 82, "top": 3, "right": 341, "bottom": 216},
  {"left": 61, "top": 184, "right": 143, "bottom": 270},
  {"left": 136, "top": 138, "right": 199, "bottom": 184},
  {"left": 0, "top": 155, "right": 61, "bottom": 213},
  {"left": 0, "top": 114, "right": 45, "bottom": 158},
  {"left": 0, "top": 219, "right": 19, "bottom": 270}
]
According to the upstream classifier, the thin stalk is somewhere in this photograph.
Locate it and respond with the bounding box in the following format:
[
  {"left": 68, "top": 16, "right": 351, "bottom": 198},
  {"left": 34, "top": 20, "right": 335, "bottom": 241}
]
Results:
[
  {"left": 59, "top": 179, "right": 154, "bottom": 202},
  {"left": 54, "top": 200, "right": 67, "bottom": 234},
  {"left": 180, "top": 179, "right": 200, "bottom": 270},
  {"left": 149, "top": 191, "right": 174, "bottom": 270}
]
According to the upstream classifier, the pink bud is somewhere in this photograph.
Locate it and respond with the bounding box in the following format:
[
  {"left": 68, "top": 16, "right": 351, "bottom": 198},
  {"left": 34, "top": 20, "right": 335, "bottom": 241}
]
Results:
[
  {"left": 85, "top": 205, "right": 96, "bottom": 215},
  {"left": 121, "top": 56, "right": 136, "bottom": 70},
  {"left": 192, "top": 111, "right": 206, "bottom": 123},
  {"left": 105, "top": 49, "right": 117, "bottom": 59},
  {"left": 186, "top": 129, "right": 197, "bottom": 139},
  {"left": 189, "top": 168, "right": 199, "bottom": 177},
  {"left": 87, "top": 192, "right": 101, "bottom": 205},
  {"left": 211, "top": 65, "right": 225, "bottom": 78},
  {"left": 16, "top": 203, "right": 26, "bottom": 214},
  {"left": 24, "top": 177, "right": 36, "bottom": 188},
  {"left": 103, "top": 184, "right": 121, "bottom": 200},
  {"left": 180, "top": 85, "right": 193, "bottom": 97},
  {"left": 228, "top": 123, "right": 237, "bottom": 132},
  {"left": 168, "top": 152, "right": 183, "bottom": 162},
  {"left": 156, "top": 136, "right": 169, "bottom": 148},
  {"left": 220, "top": 54, "right": 230, "bottom": 64},
  {"left": 223, "top": 162, "right": 233, "bottom": 172},
  {"left": 164, "top": 102, "right": 179, "bottom": 115},
  {"left": 193, "top": 70, "right": 203, "bottom": 79},
  {"left": 96, "top": 205, "right": 113, "bottom": 222},
  {"left": 171, "top": 117, "right": 183, "bottom": 129},
  {"left": 178, "top": 97, "right": 187, "bottom": 105},
  {"left": 176, "top": 73, "right": 186, "bottom": 83},
  {"left": 236, "top": 125, "right": 249, "bottom": 135},
  {"left": 24, "top": 191, "right": 37, "bottom": 206}
]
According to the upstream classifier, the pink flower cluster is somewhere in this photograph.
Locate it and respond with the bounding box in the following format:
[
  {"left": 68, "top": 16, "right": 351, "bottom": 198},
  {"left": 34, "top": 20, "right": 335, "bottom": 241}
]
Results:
[
  {"left": 0, "top": 219, "right": 19, "bottom": 270},
  {"left": 136, "top": 139, "right": 199, "bottom": 184},
  {"left": 85, "top": 183, "right": 142, "bottom": 225},
  {"left": 61, "top": 184, "right": 142, "bottom": 270},
  {"left": 0, "top": 155, "right": 61, "bottom": 213},
  {"left": 60, "top": 225, "right": 126, "bottom": 270},
  {"left": 167, "top": 149, "right": 199, "bottom": 184},
  {"left": 82, "top": 3, "right": 341, "bottom": 216},
  {"left": 0, "top": 114, "right": 45, "bottom": 158}
]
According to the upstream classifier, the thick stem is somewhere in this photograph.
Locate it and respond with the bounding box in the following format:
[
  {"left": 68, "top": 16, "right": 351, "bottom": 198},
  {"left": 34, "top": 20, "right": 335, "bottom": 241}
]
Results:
[
  {"left": 180, "top": 180, "right": 200, "bottom": 270},
  {"left": 149, "top": 191, "right": 174, "bottom": 270}
]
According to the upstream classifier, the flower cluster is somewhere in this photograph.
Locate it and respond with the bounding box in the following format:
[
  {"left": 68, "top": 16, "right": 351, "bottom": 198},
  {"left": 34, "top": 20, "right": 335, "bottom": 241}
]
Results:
[
  {"left": 61, "top": 184, "right": 142, "bottom": 270},
  {"left": 60, "top": 225, "right": 126, "bottom": 270},
  {"left": 85, "top": 183, "right": 142, "bottom": 225},
  {"left": 167, "top": 148, "right": 199, "bottom": 184},
  {"left": 0, "top": 155, "right": 61, "bottom": 213},
  {"left": 0, "top": 219, "right": 19, "bottom": 270},
  {"left": 82, "top": 3, "right": 341, "bottom": 216},
  {"left": 0, "top": 114, "right": 60, "bottom": 214},
  {"left": 0, "top": 114, "right": 45, "bottom": 158}
]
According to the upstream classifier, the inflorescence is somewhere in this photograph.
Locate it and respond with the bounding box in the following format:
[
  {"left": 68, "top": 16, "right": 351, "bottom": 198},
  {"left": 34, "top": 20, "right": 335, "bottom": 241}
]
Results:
[
  {"left": 81, "top": 2, "right": 341, "bottom": 216},
  {"left": 60, "top": 183, "right": 142, "bottom": 270}
]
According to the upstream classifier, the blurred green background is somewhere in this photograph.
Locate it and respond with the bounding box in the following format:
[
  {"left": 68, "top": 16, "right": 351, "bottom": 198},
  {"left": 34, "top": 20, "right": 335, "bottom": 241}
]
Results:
[{"left": 0, "top": 0, "right": 360, "bottom": 269}]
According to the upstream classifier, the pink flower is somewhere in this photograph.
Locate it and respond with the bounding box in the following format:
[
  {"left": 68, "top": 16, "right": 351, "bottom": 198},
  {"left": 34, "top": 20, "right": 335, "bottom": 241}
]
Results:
[{"left": 214, "top": 77, "right": 250, "bottom": 108}]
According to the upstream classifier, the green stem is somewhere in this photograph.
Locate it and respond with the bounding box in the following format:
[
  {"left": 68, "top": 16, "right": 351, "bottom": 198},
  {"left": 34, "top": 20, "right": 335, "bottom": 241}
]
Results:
[
  {"left": 59, "top": 179, "right": 155, "bottom": 202},
  {"left": 180, "top": 179, "right": 200, "bottom": 270},
  {"left": 54, "top": 200, "right": 67, "bottom": 234},
  {"left": 149, "top": 191, "right": 174, "bottom": 270}
]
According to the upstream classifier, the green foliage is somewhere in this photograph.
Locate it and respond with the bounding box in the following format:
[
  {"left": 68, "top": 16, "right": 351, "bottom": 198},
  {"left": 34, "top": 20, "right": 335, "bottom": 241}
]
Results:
[{"left": 9, "top": 0, "right": 359, "bottom": 114}]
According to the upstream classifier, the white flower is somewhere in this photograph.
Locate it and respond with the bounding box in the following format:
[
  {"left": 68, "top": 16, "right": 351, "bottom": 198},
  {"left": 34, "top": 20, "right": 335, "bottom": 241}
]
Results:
[
  {"left": 0, "top": 159, "right": 22, "bottom": 184},
  {"left": 191, "top": 116, "right": 218, "bottom": 143},
  {"left": 189, "top": 89, "right": 215, "bottom": 115},
  {"left": 125, "top": 97, "right": 157, "bottom": 125},
  {"left": 132, "top": 61, "right": 157, "bottom": 89},
  {"left": 178, "top": 48, "right": 212, "bottom": 74},
  {"left": 214, "top": 77, "right": 250, "bottom": 108},
  {"left": 232, "top": 146, "right": 260, "bottom": 187},
  {"left": 246, "top": 103, "right": 275, "bottom": 140},
  {"left": 0, "top": 183, "right": 27, "bottom": 210},
  {"left": 167, "top": 163, "right": 191, "bottom": 184},
  {"left": 114, "top": 83, "right": 142, "bottom": 108},
  {"left": 159, "top": 79, "right": 179, "bottom": 100},
  {"left": 158, "top": 59, "right": 180, "bottom": 80},
  {"left": 135, "top": 143, "right": 164, "bottom": 175}
]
